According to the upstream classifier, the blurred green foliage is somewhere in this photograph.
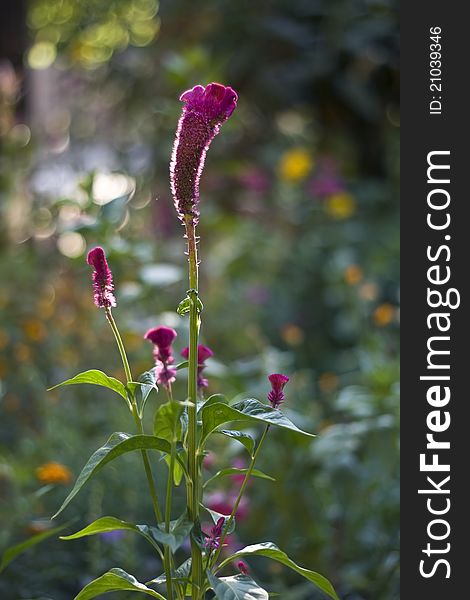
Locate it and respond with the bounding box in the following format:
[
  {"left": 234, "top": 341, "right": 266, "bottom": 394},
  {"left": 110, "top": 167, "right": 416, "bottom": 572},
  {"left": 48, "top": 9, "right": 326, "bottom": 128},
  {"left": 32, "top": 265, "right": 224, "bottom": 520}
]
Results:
[{"left": 0, "top": 0, "right": 399, "bottom": 598}]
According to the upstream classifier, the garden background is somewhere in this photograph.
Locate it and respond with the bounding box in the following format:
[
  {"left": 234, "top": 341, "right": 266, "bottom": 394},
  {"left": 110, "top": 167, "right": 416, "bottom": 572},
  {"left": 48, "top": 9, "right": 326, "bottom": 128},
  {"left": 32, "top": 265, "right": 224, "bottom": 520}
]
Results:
[{"left": 0, "top": 1, "right": 399, "bottom": 598}]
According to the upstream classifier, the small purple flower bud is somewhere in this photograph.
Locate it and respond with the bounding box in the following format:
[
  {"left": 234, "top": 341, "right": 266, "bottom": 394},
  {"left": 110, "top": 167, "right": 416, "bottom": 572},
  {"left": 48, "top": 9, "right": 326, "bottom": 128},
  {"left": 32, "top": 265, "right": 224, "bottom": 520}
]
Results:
[
  {"left": 86, "top": 246, "right": 116, "bottom": 309},
  {"left": 204, "top": 516, "right": 225, "bottom": 550},
  {"left": 144, "top": 326, "right": 178, "bottom": 388},
  {"left": 238, "top": 561, "right": 249, "bottom": 575},
  {"left": 170, "top": 83, "right": 238, "bottom": 225},
  {"left": 267, "top": 373, "right": 289, "bottom": 409},
  {"left": 181, "top": 344, "right": 214, "bottom": 388}
]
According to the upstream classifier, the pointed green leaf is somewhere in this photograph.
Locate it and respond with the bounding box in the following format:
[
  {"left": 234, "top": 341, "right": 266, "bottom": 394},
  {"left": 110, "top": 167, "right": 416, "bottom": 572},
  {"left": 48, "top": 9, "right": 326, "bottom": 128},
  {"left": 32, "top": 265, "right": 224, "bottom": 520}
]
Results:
[
  {"left": 207, "top": 572, "right": 269, "bottom": 600},
  {"left": 204, "top": 468, "right": 274, "bottom": 489},
  {"left": 215, "top": 430, "right": 255, "bottom": 456},
  {"left": 53, "top": 433, "right": 171, "bottom": 519},
  {"left": 216, "top": 543, "right": 339, "bottom": 600},
  {"left": 60, "top": 515, "right": 192, "bottom": 556},
  {"left": 74, "top": 568, "right": 166, "bottom": 599},
  {"left": 48, "top": 370, "right": 128, "bottom": 402},
  {"left": 201, "top": 400, "right": 314, "bottom": 444},
  {"left": 0, "top": 521, "right": 70, "bottom": 573}
]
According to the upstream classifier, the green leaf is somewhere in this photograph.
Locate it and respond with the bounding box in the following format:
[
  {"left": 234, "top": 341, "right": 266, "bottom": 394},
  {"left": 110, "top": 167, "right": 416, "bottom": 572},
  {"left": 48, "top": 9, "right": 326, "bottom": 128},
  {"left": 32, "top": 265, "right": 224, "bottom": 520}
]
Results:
[
  {"left": 217, "top": 543, "right": 339, "bottom": 600},
  {"left": 200, "top": 504, "right": 235, "bottom": 535},
  {"left": 204, "top": 468, "right": 274, "bottom": 489},
  {"left": 201, "top": 400, "right": 314, "bottom": 444},
  {"left": 53, "top": 433, "right": 171, "bottom": 519},
  {"left": 154, "top": 401, "right": 184, "bottom": 443},
  {"left": 198, "top": 394, "right": 229, "bottom": 414},
  {"left": 215, "top": 430, "right": 255, "bottom": 456},
  {"left": 48, "top": 370, "right": 129, "bottom": 406},
  {"left": 74, "top": 568, "right": 166, "bottom": 600},
  {"left": 207, "top": 572, "right": 269, "bottom": 600},
  {"left": 175, "top": 360, "right": 189, "bottom": 371},
  {"left": 61, "top": 514, "right": 192, "bottom": 555},
  {"left": 0, "top": 522, "right": 71, "bottom": 573},
  {"left": 137, "top": 369, "right": 158, "bottom": 415},
  {"left": 148, "top": 514, "right": 193, "bottom": 553}
]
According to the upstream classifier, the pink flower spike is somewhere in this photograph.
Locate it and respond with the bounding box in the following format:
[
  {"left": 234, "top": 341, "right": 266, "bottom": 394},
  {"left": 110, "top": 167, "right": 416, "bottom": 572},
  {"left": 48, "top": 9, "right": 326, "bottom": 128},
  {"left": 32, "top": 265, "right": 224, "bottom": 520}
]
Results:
[
  {"left": 170, "top": 83, "right": 238, "bottom": 225},
  {"left": 267, "top": 373, "right": 289, "bottom": 408},
  {"left": 86, "top": 246, "right": 116, "bottom": 309},
  {"left": 238, "top": 561, "right": 249, "bottom": 575}
]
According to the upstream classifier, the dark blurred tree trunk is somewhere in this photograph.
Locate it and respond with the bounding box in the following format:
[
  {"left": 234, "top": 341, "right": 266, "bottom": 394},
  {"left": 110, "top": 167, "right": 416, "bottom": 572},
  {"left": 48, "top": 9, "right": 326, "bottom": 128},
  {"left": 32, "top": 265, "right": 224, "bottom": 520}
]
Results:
[
  {"left": 1, "top": 0, "right": 27, "bottom": 119},
  {"left": 0, "top": 0, "right": 27, "bottom": 66}
]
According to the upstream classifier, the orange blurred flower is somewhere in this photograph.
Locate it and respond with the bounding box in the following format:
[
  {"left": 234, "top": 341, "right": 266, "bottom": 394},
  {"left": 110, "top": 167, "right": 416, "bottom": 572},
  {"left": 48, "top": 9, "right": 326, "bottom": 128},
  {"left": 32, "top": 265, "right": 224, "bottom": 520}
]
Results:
[
  {"left": 36, "top": 462, "right": 72, "bottom": 485},
  {"left": 344, "top": 265, "right": 363, "bottom": 285},
  {"left": 373, "top": 303, "right": 396, "bottom": 327}
]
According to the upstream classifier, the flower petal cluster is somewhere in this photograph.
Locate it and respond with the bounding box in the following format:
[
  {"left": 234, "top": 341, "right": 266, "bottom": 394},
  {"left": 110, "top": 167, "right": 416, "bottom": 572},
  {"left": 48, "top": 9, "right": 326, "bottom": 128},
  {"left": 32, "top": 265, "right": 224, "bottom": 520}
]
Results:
[
  {"left": 145, "top": 326, "right": 178, "bottom": 387},
  {"left": 267, "top": 373, "right": 289, "bottom": 408},
  {"left": 170, "top": 83, "right": 238, "bottom": 224},
  {"left": 204, "top": 516, "right": 225, "bottom": 550},
  {"left": 86, "top": 246, "right": 116, "bottom": 309}
]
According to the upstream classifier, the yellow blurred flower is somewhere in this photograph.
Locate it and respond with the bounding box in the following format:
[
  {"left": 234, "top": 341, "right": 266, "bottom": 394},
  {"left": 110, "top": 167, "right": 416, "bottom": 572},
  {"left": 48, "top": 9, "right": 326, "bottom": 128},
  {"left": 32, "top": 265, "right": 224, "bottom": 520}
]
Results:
[
  {"left": 36, "top": 462, "right": 72, "bottom": 485},
  {"left": 281, "top": 324, "right": 305, "bottom": 346},
  {"left": 22, "top": 319, "right": 47, "bottom": 343},
  {"left": 344, "top": 265, "right": 363, "bottom": 285},
  {"left": 318, "top": 372, "right": 339, "bottom": 393},
  {"left": 325, "top": 192, "right": 356, "bottom": 219},
  {"left": 373, "top": 303, "right": 396, "bottom": 327},
  {"left": 278, "top": 148, "right": 313, "bottom": 182}
]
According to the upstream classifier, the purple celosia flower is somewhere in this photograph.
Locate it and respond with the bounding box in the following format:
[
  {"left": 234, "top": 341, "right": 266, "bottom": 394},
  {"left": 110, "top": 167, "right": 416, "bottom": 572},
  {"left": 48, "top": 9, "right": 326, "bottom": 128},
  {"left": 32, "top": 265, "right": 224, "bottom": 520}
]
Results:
[
  {"left": 144, "top": 326, "right": 178, "bottom": 387},
  {"left": 267, "top": 373, "right": 289, "bottom": 409},
  {"left": 204, "top": 516, "right": 225, "bottom": 551},
  {"left": 181, "top": 344, "right": 214, "bottom": 388},
  {"left": 170, "top": 83, "right": 238, "bottom": 225},
  {"left": 238, "top": 561, "right": 249, "bottom": 575},
  {"left": 86, "top": 246, "right": 116, "bottom": 309}
]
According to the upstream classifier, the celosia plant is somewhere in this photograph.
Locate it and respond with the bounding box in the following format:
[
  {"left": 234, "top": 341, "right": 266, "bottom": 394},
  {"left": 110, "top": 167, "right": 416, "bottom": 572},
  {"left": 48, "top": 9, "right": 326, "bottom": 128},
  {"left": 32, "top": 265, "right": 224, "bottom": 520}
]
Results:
[{"left": 46, "top": 84, "right": 339, "bottom": 600}]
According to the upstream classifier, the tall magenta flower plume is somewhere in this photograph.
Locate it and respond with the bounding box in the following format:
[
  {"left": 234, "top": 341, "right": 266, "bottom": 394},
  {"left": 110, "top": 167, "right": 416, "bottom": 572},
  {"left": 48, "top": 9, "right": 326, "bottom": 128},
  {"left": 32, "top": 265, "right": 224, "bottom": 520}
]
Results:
[
  {"left": 181, "top": 344, "right": 213, "bottom": 388},
  {"left": 145, "top": 326, "right": 178, "bottom": 388},
  {"left": 268, "top": 373, "right": 289, "bottom": 408},
  {"left": 87, "top": 246, "right": 116, "bottom": 309},
  {"left": 170, "top": 83, "right": 238, "bottom": 224}
]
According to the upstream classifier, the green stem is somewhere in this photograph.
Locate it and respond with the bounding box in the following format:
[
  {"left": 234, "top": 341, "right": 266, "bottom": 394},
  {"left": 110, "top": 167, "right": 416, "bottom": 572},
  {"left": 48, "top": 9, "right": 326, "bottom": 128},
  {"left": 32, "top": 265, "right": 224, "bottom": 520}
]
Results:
[
  {"left": 185, "top": 217, "right": 203, "bottom": 600},
  {"left": 211, "top": 425, "right": 271, "bottom": 570},
  {"left": 164, "top": 386, "right": 177, "bottom": 600}
]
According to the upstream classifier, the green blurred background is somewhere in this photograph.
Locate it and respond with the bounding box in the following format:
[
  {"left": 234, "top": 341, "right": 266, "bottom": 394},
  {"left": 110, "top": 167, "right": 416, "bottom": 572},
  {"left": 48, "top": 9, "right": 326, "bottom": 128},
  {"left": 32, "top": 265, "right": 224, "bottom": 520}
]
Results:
[{"left": 0, "top": 1, "right": 399, "bottom": 598}]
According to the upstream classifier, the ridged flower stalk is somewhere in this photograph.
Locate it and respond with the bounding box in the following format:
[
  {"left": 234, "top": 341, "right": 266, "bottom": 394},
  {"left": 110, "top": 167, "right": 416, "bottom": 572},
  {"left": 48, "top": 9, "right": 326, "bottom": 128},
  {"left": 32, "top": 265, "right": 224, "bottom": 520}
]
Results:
[
  {"left": 185, "top": 216, "right": 203, "bottom": 599},
  {"left": 170, "top": 82, "right": 238, "bottom": 600}
]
